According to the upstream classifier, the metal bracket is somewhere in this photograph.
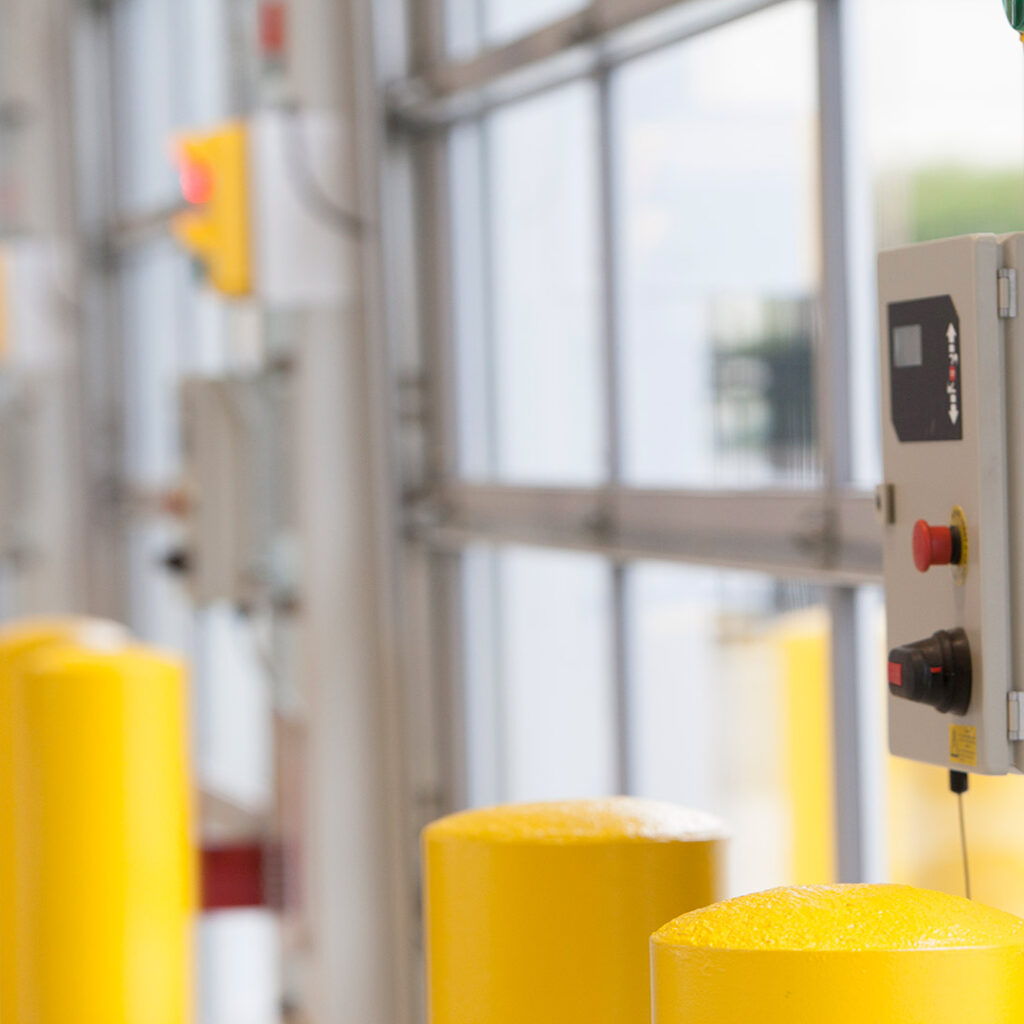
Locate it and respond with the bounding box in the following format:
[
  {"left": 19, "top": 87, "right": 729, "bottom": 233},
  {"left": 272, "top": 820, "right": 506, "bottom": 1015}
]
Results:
[
  {"left": 1009, "top": 691, "right": 1024, "bottom": 741},
  {"left": 874, "top": 483, "right": 895, "bottom": 525},
  {"left": 999, "top": 268, "right": 1018, "bottom": 319}
]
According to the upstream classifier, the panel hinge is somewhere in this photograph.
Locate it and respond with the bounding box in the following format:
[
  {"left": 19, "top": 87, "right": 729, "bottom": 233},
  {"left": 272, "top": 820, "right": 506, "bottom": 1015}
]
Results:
[
  {"left": 1009, "top": 691, "right": 1024, "bottom": 741},
  {"left": 999, "top": 268, "right": 1018, "bottom": 318}
]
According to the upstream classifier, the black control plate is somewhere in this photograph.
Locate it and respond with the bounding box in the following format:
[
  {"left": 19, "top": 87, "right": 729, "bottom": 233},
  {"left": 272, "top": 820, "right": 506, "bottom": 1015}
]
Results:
[{"left": 888, "top": 295, "right": 962, "bottom": 443}]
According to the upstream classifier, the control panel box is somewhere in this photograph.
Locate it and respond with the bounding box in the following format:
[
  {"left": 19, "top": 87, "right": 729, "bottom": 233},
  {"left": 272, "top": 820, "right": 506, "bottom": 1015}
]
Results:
[
  {"left": 879, "top": 234, "right": 1016, "bottom": 774},
  {"left": 180, "top": 370, "right": 296, "bottom": 607}
]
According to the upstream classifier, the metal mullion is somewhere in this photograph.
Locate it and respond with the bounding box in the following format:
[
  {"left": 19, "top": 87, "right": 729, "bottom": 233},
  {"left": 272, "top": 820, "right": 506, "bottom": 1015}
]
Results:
[
  {"left": 816, "top": 0, "right": 867, "bottom": 884},
  {"left": 596, "top": 72, "right": 622, "bottom": 490},
  {"left": 417, "top": 122, "right": 473, "bottom": 828},
  {"left": 422, "top": 525, "right": 881, "bottom": 585},
  {"left": 359, "top": 1, "right": 449, "bottom": 1019},
  {"left": 610, "top": 562, "right": 634, "bottom": 794},
  {"left": 387, "top": 0, "right": 787, "bottom": 130},
  {"left": 816, "top": 1, "right": 852, "bottom": 492},
  {"left": 595, "top": 66, "right": 631, "bottom": 794},
  {"left": 416, "top": 72, "right": 492, "bottom": 825},
  {"left": 415, "top": 484, "right": 882, "bottom": 582},
  {"left": 429, "top": 547, "right": 472, "bottom": 809},
  {"left": 75, "top": 0, "right": 130, "bottom": 621},
  {"left": 411, "top": 0, "right": 501, "bottom": 830},
  {"left": 478, "top": 115, "right": 502, "bottom": 475},
  {"left": 473, "top": 79, "right": 513, "bottom": 803},
  {"left": 488, "top": 547, "right": 511, "bottom": 802},
  {"left": 419, "top": 121, "right": 460, "bottom": 485},
  {"left": 416, "top": 0, "right": 478, "bottom": 829}
]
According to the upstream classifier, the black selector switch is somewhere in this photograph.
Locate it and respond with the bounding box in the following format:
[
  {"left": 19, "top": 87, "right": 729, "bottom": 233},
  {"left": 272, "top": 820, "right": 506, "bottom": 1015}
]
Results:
[{"left": 887, "top": 628, "right": 972, "bottom": 716}]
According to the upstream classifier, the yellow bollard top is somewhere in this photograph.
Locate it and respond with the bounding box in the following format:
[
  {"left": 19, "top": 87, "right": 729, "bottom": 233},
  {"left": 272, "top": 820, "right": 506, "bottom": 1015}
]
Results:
[
  {"left": 653, "top": 883, "right": 1024, "bottom": 951},
  {"left": 425, "top": 796, "right": 726, "bottom": 844},
  {"left": 0, "top": 618, "right": 129, "bottom": 660}
]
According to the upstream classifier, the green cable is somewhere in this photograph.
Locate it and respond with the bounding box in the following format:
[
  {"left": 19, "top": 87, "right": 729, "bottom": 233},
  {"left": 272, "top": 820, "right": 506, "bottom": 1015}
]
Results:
[{"left": 1006, "top": 0, "right": 1024, "bottom": 32}]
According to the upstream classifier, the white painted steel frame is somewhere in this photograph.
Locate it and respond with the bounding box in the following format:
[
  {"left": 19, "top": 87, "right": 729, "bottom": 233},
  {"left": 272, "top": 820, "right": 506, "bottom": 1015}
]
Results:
[
  {"left": 388, "top": 0, "right": 791, "bottom": 128},
  {"left": 412, "top": 486, "right": 881, "bottom": 580}
]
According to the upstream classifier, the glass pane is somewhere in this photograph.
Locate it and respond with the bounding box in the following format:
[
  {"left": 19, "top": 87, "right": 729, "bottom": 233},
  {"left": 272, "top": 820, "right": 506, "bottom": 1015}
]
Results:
[
  {"left": 115, "top": 0, "right": 233, "bottom": 216},
  {"left": 449, "top": 121, "right": 492, "bottom": 478},
  {"left": 614, "top": 1, "right": 821, "bottom": 488},
  {"left": 454, "top": 83, "right": 604, "bottom": 484},
  {"left": 627, "top": 563, "right": 833, "bottom": 896},
  {"left": 490, "top": 83, "right": 603, "bottom": 483},
  {"left": 864, "top": 0, "right": 1024, "bottom": 249},
  {"left": 857, "top": 0, "right": 1023, "bottom": 486},
  {"left": 462, "top": 546, "right": 616, "bottom": 806},
  {"left": 115, "top": 0, "right": 182, "bottom": 213}
]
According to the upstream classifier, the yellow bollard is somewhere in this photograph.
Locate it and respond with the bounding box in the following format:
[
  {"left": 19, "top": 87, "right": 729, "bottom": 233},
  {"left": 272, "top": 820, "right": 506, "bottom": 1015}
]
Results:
[
  {"left": 651, "top": 883, "right": 1024, "bottom": 1023},
  {"left": 423, "top": 797, "right": 726, "bottom": 1024},
  {"left": 0, "top": 617, "right": 131, "bottom": 1024},
  {"left": 10, "top": 643, "right": 195, "bottom": 1024}
]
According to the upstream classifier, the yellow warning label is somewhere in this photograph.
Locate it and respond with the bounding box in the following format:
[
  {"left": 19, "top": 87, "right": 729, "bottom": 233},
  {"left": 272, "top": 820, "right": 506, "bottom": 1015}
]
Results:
[{"left": 950, "top": 725, "right": 977, "bottom": 767}]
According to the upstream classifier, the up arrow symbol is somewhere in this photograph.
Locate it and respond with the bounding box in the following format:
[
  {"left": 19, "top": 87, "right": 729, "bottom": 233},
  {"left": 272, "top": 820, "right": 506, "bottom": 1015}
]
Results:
[{"left": 947, "top": 323, "right": 957, "bottom": 345}]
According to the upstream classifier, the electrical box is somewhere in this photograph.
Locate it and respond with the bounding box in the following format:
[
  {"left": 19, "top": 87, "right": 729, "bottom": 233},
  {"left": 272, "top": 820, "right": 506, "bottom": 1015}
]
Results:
[
  {"left": 878, "top": 233, "right": 1024, "bottom": 774},
  {"left": 0, "top": 239, "right": 74, "bottom": 605},
  {"left": 0, "top": 239, "right": 63, "bottom": 372},
  {"left": 179, "top": 371, "right": 296, "bottom": 607}
]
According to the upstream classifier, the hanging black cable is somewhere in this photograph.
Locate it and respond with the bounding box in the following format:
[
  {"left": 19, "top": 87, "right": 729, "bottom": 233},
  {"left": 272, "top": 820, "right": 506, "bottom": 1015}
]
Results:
[{"left": 950, "top": 770, "right": 971, "bottom": 899}]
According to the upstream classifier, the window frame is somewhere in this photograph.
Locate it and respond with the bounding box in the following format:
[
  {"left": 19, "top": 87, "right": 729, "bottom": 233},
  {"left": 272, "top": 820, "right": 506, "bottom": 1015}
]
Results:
[{"left": 378, "top": 0, "right": 883, "bottom": 896}]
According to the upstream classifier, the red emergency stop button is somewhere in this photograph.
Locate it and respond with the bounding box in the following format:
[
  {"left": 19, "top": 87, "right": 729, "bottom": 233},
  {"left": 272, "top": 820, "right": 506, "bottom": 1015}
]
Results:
[{"left": 912, "top": 519, "right": 962, "bottom": 573}]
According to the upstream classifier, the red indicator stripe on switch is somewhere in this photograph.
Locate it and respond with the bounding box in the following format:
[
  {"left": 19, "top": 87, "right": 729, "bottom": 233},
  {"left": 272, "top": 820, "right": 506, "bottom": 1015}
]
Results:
[{"left": 888, "top": 662, "right": 903, "bottom": 687}]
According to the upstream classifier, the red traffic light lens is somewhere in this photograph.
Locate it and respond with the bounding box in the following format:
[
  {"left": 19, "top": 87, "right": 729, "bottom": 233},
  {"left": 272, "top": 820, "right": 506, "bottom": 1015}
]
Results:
[{"left": 178, "top": 153, "right": 214, "bottom": 206}]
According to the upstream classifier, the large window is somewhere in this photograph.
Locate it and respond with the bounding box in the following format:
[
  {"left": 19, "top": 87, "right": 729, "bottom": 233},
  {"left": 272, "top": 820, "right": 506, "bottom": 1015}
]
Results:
[
  {"left": 393, "top": 0, "right": 882, "bottom": 899},
  {"left": 614, "top": 2, "right": 821, "bottom": 488},
  {"left": 454, "top": 83, "right": 604, "bottom": 483}
]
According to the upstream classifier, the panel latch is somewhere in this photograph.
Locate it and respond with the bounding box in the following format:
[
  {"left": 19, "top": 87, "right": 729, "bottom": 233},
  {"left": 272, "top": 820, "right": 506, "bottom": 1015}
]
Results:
[
  {"left": 999, "top": 268, "right": 1018, "bottom": 319},
  {"left": 1008, "top": 691, "right": 1024, "bottom": 741}
]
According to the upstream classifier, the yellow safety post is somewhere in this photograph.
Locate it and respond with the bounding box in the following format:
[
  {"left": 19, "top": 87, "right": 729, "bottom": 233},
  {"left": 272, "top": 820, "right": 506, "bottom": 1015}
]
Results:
[
  {"left": 10, "top": 643, "right": 195, "bottom": 1024},
  {"left": 0, "top": 617, "right": 131, "bottom": 1024},
  {"left": 423, "top": 797, "right": 726, "bottom": 1024},
  {"left": 651, "top": 883, "right": 1024, "bottom": 1023}
]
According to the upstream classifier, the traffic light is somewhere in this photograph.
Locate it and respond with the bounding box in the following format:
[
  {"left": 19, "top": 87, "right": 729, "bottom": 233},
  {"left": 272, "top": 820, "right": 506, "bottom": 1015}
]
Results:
[{"left": 172, "top": 122, "right": 252, "bottom": 297}]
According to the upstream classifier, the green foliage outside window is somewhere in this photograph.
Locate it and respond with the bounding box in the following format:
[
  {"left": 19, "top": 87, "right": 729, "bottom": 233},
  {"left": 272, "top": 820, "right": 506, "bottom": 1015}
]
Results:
[{"left": 908, "top": 167, "right": 1024, "bottom": 243}]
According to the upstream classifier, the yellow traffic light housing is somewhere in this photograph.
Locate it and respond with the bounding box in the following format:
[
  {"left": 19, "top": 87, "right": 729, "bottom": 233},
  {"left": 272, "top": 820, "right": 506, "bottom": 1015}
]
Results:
[{"left": 172, "top": 123, "right": 252, "bottom": 298}]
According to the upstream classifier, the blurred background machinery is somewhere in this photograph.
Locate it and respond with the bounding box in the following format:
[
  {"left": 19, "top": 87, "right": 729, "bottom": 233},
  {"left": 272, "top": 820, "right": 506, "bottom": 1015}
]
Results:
[{"left": 0, "top": 1, "right": 406, "bottom": 1021}]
